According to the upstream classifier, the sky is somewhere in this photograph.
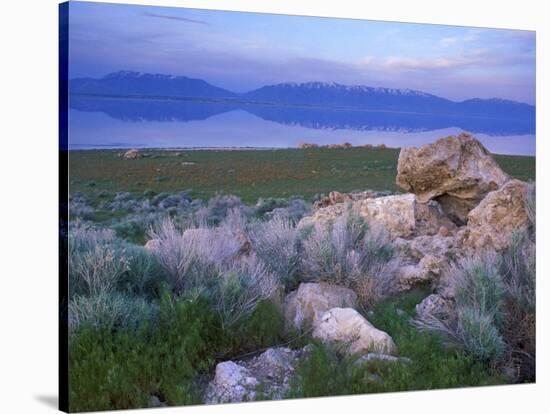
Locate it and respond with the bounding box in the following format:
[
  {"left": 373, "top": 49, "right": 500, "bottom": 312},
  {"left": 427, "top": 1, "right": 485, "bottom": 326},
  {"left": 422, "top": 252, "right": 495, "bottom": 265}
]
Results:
[{"left": 67, "top": 1, "right": 536, "bottom": 104}]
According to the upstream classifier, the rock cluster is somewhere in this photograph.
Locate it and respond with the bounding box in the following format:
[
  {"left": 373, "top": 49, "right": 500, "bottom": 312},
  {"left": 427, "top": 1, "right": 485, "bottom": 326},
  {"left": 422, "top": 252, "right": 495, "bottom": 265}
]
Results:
[
  {"left": 207, "top": 281, "right": 399, "bottom": 404},
  {"left": 204, "top": 347, "right": 308, "bottom": 404},
  {"left": 203, "top": 133, "right": 533, "bottom": 404}
]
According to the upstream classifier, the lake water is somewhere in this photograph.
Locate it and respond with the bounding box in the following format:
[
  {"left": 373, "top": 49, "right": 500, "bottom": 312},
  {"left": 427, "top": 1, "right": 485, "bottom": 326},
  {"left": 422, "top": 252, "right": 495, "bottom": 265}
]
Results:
[{"left": 68, "top": 96, "right": 536, "bottom": 156}]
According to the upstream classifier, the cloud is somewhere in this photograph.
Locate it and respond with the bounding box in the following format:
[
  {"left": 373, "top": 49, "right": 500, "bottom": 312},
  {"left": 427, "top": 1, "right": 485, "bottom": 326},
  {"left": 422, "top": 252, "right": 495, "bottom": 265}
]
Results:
[
  {"left": 143, "top": 12, "right": 208, "bottom": 25},
  {"left": 370, "top": 49, "right": 488, "bottom": 71},
  {"left": 439, "top": 37, "right": 458, "bottom": 47}
]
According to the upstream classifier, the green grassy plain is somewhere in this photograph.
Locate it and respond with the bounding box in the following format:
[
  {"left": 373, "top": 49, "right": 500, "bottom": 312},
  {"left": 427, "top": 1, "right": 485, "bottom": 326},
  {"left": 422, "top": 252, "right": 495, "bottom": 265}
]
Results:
[{"left": 69, "top": 148, "right": 535, "bottom": 204}]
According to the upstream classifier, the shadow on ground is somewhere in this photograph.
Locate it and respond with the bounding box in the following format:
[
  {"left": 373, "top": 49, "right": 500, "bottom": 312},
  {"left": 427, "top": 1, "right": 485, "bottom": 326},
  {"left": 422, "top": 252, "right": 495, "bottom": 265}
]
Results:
[{"left": 35, "top": 395, "right": 58, "bottom": 410}]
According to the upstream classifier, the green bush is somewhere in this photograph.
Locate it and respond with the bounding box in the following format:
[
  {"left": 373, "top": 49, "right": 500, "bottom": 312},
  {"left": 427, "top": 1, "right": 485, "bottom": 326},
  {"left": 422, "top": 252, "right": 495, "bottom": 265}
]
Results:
[
  {"left": 69, "top": 294, "right": 221, "bottom": 412},
  {"left": 117, "top": 245, "right": 166, "bottom": 299},
  {"left": 68, "top": 292, "right": 157, "bottom": 332},
  {"left": 456, "top": 308, "right": 506, "bottom": 363},
  {"left": 416, "top": 237, "right": 536, "bottom": 379},
  {"left": 249, "top": 216, "right": 302, "bottom": 291},
  {"left": 224, "top": 300, "right": 285, "bottom": 358},
  {"left": 288, "top": 292, "right": 505, "bottom": 399},
  {"left": 288, "top": 341, "right": 369, "bottom": 398},
  {"left": 112, "top": 219, "right": 146, "bottom": 244},
  {"left": 454, "top": 255, "right": 505, "bottom": 327},
  {"left": 68, "top": 224, "right": 130, "bottom": 297}
]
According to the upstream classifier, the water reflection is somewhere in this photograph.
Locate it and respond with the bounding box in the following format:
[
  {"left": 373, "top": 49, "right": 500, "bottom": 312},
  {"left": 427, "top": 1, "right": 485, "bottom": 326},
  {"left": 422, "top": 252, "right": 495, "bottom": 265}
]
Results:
[{"left": 68, "top": 96, "right": 535, "bottom": 155}]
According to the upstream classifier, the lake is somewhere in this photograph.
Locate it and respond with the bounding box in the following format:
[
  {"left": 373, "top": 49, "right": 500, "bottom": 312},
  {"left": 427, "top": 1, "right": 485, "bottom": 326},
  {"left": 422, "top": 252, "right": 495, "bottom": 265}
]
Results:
[{"left": 68, "top": 96, "right": 536, "bottom": 156}]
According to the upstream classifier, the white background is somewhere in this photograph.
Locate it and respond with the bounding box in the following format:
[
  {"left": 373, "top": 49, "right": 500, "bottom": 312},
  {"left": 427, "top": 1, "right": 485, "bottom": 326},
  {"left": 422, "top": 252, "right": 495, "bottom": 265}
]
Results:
[{"left": 0, "top": 0, "right": 547, "bottom": 413}]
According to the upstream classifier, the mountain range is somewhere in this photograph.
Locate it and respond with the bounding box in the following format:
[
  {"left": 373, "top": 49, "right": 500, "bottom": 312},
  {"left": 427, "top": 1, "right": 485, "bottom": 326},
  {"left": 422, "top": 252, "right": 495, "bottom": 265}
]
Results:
[{"left": 69, "top": 71, "right": 535, "bottom": 121}]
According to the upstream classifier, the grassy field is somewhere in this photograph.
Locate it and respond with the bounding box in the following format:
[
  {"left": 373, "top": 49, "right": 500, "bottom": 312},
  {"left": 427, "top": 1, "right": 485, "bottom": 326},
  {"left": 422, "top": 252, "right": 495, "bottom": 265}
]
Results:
[{"left": 69, "top": 147, "right": 536, "bottom": 204}]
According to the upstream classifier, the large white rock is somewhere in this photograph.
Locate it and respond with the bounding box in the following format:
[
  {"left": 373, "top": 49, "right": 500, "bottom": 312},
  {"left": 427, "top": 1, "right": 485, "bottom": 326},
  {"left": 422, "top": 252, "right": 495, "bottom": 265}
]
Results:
[
  {"left": 358, "top": 194, "right": 417, "bottom": 238},
  {"left": 284, "top": 282, "right": 358, "bottom": 330},
  {"left": 459, "top": 179, "right": 531, "bottom": 251},
  {"left": 300, "top": 193, "right": 455, "bottom": 240},
  {"left": 313, "top": 307, "right": 396, "bottom": 355},
  {"left": 396, "top": 133, "right": 509, "bottom": 224}
]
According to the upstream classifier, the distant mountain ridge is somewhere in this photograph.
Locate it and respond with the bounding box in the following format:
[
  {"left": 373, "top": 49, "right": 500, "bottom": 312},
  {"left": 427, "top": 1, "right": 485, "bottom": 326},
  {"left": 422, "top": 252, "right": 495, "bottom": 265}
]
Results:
[
  {"left": 70, "top": 71, "right": 236, "bottom": 99},
  {"left": 69, "top": 71, "right": 535, "bottom": 121}
]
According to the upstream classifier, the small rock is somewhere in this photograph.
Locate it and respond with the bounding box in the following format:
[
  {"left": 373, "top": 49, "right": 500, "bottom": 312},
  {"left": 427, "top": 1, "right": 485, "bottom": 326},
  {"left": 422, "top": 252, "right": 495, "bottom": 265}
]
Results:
[
  {"left": 148, "top": 395, "right": 166, "bottom": 408},
  {"left": 355, "top": 353, "right": 412, "bottom": 365},
  {"left": 313, "top": 307, "right": 396, "bottom": 355},
  {"left": 415, "top": 294, "right": 453, "bottom": 321},
  {"left": 122, "top": 149, "right": 141, "bottom": 159},
  {"left": 284, "top": 282, "right": 358, "bottom": 330}
]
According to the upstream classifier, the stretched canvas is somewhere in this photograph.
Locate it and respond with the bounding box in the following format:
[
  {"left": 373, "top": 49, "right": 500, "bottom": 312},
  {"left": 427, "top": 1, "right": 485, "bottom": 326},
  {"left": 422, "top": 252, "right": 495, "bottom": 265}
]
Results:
[{"left": 59, "top": 1, "right": 536, "bottom": 412}]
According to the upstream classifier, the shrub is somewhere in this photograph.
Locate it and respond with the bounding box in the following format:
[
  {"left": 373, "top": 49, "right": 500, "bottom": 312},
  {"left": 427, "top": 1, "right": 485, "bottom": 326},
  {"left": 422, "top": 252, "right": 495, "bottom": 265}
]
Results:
[
  {"left": 255, "top": 197, "right": 289, "bottom": 217},
  {"left": 249, "top": 216, "right": 302, "bottom": 291},
  {"left": 416, "top": 236, "right": 536, "bottom": 376},
  {"left": 69, "top": 295, "right": 220, "bottom": 411},
  {"left": 202, "top": 195, "right": 252, "bottom": 225},
  {"left": 288, "top": 341, "right": 366, "bottom": 398},
  {"left": 68, "top": 292, "right": 157, "bottom": 331},
  {"left": 265, "top": 197, "right": 311, "bottom": 223},
  {"left": 455, "top": 307, "right": 506, "bottom": 363},
  {"left": 69, "top": 194, "right": 95, "bottom": 220},
  {"left": 211, "top": 257, "right": 279, "bottom": 329},
  {"left": 112, "top": 218, "right": 146, "bottom": 244},
  {"left": 453, "top": 254, "right": 505, "bottom": 326},
  {"left": 118, "top": 244, "right": 166, "bottom": 298},
  {"left": 147, "top": 219, "right": 201, "bottom": 291},
  {"left": 220, "top": 207, "right": 248, "bottom": 233},
  {"left": 69, "top": 224, "right": 129, "bottom": 297},
  {"left": 499, "top": 231, "right": 535, "bottom": 313},
  {"left": 150, "top": 218, "right": 278, "bottom": 327},
  {"left": 158, "top": 191, "right": 192, "bottom": 210},
  {"left": 301, "top": 207, "right": 395, "bottom": 302},
  {"left": 367, "top": 292, "right": 504, "bottom": 390},
  {"left": 302, "top": 212, "right": 364, "bottom": 285},
  {"left": 224, "top": 300, "right": 285, "bottom": 357},
  {"left": 498, "top": 229, "right": 536, "bottom": 381},
  {"left": 415, "top": 254, "right": 507, "bottom": 364},
  {"left": 68, "top": 221, "right": 117, "bottom": 252}
]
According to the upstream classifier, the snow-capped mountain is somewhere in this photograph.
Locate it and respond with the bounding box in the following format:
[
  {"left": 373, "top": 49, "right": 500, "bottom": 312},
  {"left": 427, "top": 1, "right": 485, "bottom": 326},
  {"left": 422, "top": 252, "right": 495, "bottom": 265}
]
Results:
[
  {"left": 242, "top": 81, "right": 534, "bottom": 120},
  {"left": 69, "top": 71, "right": 236, "bottom": 99},
  {"left": 242, "top": 81, "right": 449, "bottom": 112},
  {"left": 69, "top": 72, "right": 535, "bottom": 122}
]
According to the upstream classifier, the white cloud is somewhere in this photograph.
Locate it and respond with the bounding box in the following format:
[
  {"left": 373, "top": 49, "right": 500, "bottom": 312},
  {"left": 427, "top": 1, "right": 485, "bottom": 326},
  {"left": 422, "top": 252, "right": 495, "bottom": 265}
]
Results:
[{"left": 439, "top": 37, "right": 458, "bottom": 46}]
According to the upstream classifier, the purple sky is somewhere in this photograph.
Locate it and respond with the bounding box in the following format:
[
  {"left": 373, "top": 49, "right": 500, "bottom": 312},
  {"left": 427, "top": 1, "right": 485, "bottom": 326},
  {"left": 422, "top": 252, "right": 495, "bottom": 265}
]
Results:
[{"left": 68, "top": 1, "right": 536, "bottom": 104}]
